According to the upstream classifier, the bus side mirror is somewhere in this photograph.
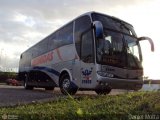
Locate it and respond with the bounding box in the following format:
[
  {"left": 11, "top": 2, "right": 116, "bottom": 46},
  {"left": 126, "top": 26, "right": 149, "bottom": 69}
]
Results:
[
  {"left": 92, "top": 21, "right": 103, "bottom": 39},
  {"left": 138, "top": 36, "right": 154, "bottom": 52}
]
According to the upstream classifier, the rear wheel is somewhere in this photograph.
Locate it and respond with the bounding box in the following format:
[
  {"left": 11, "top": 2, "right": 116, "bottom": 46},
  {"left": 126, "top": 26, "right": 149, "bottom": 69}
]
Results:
[
  {"left": 60, "top": 73, "right": 77, "bottom": 95},
  {"left": 24, "top": 75, "right": 33, "bottom": 90}
]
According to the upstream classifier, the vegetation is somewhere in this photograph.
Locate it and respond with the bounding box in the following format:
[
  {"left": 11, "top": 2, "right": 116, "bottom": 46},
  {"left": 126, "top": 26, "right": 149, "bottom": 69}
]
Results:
[
  {"left": 0, "top": 91, "right": 159, "bottom": 120},
  {"left": 0, "top": 72, "right": 17, "bottom": 83}
]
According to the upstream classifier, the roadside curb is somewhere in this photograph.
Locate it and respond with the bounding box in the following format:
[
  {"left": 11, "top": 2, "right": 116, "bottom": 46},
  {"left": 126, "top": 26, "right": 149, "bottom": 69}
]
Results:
[{"left": 0, "top": 83, "right": 6, "bottom": 85}]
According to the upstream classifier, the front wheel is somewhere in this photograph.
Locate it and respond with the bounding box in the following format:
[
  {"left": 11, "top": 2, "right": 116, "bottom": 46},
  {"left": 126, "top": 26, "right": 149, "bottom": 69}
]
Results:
[{"left": 60, "top": 73, "right": 77, "bottom": 95}]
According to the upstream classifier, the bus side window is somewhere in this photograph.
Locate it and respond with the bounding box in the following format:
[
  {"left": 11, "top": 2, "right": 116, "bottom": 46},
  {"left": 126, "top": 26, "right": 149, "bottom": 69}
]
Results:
[
  {"left": 75, "top": 15, "right": 92, "bottom": 58},
  {"left": 81, "top": 30, "right": 93, "bottom": 63}
]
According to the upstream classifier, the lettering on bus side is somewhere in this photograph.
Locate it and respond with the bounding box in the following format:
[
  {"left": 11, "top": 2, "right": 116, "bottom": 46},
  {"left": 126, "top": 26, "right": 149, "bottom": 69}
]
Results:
[
  {"left": 82, "top": 69, "right": 92, "bottom": 84},
  {"left": 31, "top": 51, "right": 53, "bottom": 66}
]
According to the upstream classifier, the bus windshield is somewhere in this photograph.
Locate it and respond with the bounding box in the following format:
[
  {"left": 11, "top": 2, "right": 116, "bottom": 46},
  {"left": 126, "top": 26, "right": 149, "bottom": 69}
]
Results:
[
  {"left": 92, "top": 13, "right": 142, "bottom": 69},
  {"left": 97, "top": 29, "right": 142, "bottom": 69}
]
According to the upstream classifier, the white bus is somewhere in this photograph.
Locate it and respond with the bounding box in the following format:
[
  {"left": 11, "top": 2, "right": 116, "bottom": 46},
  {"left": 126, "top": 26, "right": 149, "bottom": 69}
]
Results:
[{"left": 18, "top": 12, "right": 154, "bottom": 95}]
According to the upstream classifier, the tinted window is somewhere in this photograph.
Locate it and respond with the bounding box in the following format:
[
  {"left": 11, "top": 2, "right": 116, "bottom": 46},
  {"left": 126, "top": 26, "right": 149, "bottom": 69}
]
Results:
[
  {"left": 30, "top": 22, "right": 73, "bottom": 58},
  {"left": 81, "top": 30, "right": 93, "bottom": 63},
  {"left": 55, "top": 22, "right": 73, "bottom": 48},
  {"left": 53, "top": 31, "right": 60, "bottom": 49},
  {"left": 97, "top": 30, "right": 126, "bottom": 67},
  {"left": 48, "top": 33, "right": 56, "bottom": 51},
  {"left": 92, "top": 13, "right": 137, "bottom": 37},
  {"left": 75, "top": 16, "right": 92, "bottom": 57}
]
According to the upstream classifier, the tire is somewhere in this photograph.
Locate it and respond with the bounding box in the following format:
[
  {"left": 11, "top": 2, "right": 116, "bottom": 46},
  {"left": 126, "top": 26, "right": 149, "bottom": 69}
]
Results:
[
  {"left": 24, "top": 75, "right": 33, "bottom": 90},
  {"left": 95, "top": 87, "right": 111, "bottom": 95},
  {"left": 60, "top": 73, "right": 77, "bottom": 95},
  {"left": 45, "top": 87, "right": 54, "bottom": 90}
]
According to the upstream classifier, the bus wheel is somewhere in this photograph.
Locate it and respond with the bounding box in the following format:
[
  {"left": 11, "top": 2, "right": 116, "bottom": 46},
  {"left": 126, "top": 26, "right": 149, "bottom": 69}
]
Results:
[
  {"left": 95, "top": 87, "right": 111, "bottom": 95},
  {"left": 24, "top": 75, "right": 33, "bottom": 90},
  {"left": 45, "top": 87, "right": 54, "bottom": 90},
  {"left": 60, "top": 73, "right": 77, "bottom": 95}
]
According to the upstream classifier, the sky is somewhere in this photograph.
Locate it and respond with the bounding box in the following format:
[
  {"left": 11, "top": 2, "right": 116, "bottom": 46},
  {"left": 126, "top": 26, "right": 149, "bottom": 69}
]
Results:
[{"left": 0, "top": 0, "right": 160, "bottom": 79}]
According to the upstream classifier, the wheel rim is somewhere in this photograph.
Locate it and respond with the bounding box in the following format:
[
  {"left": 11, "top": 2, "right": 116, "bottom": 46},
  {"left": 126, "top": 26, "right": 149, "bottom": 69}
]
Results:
[{"left": 62, "top": 78, "right": 70, "bottom": 89}]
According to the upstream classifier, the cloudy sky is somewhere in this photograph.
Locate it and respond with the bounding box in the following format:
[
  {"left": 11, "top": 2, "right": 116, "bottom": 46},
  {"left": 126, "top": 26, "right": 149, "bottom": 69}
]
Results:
[{"left": 0, "top": 0, "right": 160, "bottom": 78}]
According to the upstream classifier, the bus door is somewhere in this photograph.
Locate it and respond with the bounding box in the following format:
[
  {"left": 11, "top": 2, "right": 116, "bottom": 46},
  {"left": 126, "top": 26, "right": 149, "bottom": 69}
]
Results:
[
  {"left": 80, "top": 29, "right": 95, "bottom": 88},
  {"left": 73, "top": 15, "right": 95, "bottom": 88}
]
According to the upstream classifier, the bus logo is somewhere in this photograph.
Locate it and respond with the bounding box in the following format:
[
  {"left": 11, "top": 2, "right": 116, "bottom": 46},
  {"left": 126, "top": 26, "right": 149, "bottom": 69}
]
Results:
[
  {"left": 82, "top": 69, "right": 92, "bottom": 76},
  {"left": 82, "top": 69, "right": 92, "bottom": 84}
]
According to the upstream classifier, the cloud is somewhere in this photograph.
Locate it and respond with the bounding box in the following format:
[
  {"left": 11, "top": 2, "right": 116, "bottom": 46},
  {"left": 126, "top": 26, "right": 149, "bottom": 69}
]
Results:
[{"left": 0, "top": 0, "right": 159, "bottom": 72}]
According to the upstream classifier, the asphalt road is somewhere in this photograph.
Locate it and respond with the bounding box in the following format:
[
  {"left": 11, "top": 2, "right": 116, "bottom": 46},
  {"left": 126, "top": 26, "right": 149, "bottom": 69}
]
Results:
[
  {"left": 0, "top": 85, "right": 62, "bottom": 107},
  {"left": 0, "top": 84, "right": 126, "bottom": 107}
]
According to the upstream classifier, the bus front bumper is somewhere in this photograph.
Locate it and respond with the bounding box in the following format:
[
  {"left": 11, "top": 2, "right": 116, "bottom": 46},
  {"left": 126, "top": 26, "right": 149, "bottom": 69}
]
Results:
[{"left": 96, "top": 77, "right": 143, "bottom": 91}]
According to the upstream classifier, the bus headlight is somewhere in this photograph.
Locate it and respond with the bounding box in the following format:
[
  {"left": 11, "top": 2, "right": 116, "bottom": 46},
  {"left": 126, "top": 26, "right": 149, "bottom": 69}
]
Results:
[{"left": 97, "top": 71, "right": 114, "bottom": 78}]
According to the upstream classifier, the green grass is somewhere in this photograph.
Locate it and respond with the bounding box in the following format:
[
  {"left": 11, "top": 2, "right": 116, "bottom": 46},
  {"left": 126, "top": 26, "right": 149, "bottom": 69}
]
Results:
[{"left": 0, "top": 91, "right": 160, "bottom": 120}]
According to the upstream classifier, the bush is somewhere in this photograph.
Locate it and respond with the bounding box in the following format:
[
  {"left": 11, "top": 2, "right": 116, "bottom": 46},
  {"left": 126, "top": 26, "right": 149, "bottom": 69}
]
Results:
[{"left": 0, "top": 72, "right": 17, "bottom": 83}]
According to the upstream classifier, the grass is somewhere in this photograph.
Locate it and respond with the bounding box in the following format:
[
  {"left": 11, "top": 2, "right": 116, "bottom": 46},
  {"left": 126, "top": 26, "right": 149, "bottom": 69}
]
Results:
[{"left": 0, "top": 91, "right": 160, "bottom": 120}]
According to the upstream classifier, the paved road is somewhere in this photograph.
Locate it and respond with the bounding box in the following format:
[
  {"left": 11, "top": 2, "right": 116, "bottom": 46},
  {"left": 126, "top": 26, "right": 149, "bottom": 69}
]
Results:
[
  {"left": 0, "top": 85, "right": 63, "bottom": 107},
  {"left": 0, "top": 84, "right": 126, "bottom": 107}
]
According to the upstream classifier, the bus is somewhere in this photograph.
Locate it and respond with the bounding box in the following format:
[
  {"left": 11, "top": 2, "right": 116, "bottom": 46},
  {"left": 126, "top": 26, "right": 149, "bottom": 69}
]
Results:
[{"left": 18, "top": 11, "right": 154, "bottom": 95}]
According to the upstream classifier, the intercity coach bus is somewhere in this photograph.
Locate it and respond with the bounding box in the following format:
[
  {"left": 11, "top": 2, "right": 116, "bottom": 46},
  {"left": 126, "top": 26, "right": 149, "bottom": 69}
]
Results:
[{"left": 18, "top": 11, "right": 154, "bottom": 95}]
